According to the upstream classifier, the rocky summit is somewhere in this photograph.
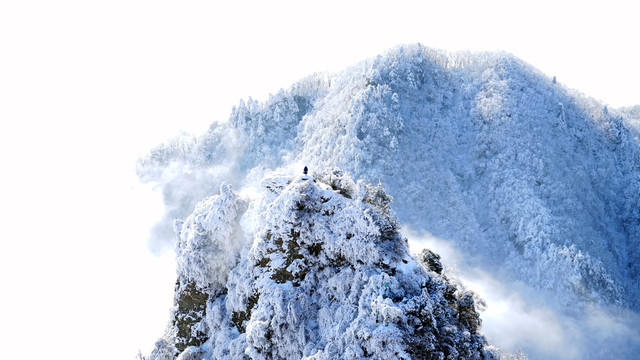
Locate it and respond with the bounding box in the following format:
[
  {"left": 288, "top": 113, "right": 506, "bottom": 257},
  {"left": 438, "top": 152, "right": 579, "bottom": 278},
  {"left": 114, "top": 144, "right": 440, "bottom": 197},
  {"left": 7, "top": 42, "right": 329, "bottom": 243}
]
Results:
[{"left": 148, "top": 171, "right": 497, "bottom": 360}]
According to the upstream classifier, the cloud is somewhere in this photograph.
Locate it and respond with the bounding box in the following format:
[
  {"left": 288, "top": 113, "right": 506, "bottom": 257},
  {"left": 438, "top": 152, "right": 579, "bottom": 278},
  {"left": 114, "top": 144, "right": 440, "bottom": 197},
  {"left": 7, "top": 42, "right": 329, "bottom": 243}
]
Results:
[
  {"left": 405, "top": 228, "right": 640, "bottom": 360},
  {"left": 144, "top": 161, "right": 235, "bottom": 254}
]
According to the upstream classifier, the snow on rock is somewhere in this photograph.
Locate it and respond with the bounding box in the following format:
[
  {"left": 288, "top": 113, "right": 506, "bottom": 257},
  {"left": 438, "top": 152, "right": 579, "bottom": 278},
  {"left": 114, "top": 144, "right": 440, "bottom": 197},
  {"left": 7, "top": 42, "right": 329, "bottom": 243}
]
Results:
[
  {"left": 163, "top": 183, "right": 247, "bottom": 354},
  {"left": 149, "top": 172, "right": 498, "bottom": 360},
  {"left": 175, "top": 183, "right": 247, "bottom": 290}
]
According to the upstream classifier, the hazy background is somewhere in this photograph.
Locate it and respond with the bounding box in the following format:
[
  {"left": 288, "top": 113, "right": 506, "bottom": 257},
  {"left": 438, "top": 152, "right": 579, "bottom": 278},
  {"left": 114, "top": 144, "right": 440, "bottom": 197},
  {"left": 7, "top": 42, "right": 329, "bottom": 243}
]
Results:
[{"left": 1, "top": 1, "right": 638, "bottom": 359}]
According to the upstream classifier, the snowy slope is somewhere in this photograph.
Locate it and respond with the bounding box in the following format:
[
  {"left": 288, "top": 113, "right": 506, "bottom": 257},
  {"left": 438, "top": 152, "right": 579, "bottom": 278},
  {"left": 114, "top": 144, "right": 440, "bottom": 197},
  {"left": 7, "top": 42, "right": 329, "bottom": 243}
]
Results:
[
  {"left": 147, "top": 171, "right": 498, "bottom": 360},
  {"left": 139, "top": 44, "right": 639, "bottom": 314}
]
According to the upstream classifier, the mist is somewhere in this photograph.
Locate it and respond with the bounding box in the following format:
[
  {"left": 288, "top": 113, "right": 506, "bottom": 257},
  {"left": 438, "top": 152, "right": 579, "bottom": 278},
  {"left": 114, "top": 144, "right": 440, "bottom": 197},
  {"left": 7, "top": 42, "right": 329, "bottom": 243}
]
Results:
[
  {"left": 143, "top": 162, "right": 231, "bottom": 254},
  {"left": 406, "top": 229, "right": 640, "bottom": 360},
  {"left": 137, "top": 124, "right": 251, "bottom": 254}
]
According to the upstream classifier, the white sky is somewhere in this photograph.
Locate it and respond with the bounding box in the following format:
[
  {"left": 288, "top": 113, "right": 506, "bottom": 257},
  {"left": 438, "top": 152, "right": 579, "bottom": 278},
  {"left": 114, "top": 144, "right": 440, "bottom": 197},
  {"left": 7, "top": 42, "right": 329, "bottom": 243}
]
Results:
[{"left": 0, "top": 1, "right": 638, "bottom": 359}]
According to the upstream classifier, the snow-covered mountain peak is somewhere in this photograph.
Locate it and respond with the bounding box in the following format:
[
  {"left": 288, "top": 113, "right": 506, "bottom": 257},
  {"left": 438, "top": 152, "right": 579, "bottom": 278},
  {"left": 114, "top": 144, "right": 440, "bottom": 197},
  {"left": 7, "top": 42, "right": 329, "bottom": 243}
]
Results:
[
  {"left": 140, "top": 44, "right": 640, "bottom": 359},
  {"left": 149, "top": 171, "right": 498, "bottom": 359}
]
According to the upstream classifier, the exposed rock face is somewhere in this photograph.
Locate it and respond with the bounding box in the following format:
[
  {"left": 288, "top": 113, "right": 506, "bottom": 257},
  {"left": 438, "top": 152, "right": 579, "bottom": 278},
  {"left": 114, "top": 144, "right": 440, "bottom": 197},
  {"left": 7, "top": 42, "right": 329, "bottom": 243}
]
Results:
[
  {"left": 419, "top": 249, "right": 443, "bottom": 275},
  {"left": 148, "top": 172, "right": 498, "bottom": 360},
  {"left": 173, "top": 280, "right": 209, "bottom": 354}
]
